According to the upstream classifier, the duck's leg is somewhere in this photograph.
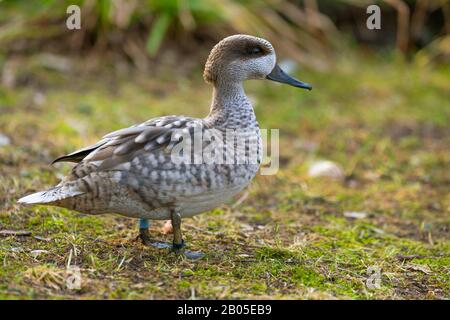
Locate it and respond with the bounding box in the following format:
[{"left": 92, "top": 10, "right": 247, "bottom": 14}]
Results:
[
  {"left": 171, "top": 211, "right": 184, "bottom": 251},
  {"left": 138, "top": 219, "right": 153, "bottom": 246},
  {"left": 170, "top": 210, "right": 204, "bottom": 259},
  {"left": 138, "top": 218, "right": 171, "bottom": 248}
]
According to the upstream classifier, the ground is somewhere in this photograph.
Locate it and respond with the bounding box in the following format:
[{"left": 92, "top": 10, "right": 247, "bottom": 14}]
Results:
[{"left": 0, "top": 53, "right": 448, "bottom": 299}]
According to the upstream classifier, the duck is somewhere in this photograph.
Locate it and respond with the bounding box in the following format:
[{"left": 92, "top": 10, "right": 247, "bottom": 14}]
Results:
[{"left": 18, "top": 34, "right": 312, "bottom": 258}]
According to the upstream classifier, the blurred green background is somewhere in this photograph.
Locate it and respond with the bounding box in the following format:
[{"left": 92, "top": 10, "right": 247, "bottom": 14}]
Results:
[
  {"left": 0, "top": 0, "right": 449, "bottom": 299},
  {"left": 0, "top": 0, "right": 449, "bottom": 66}
]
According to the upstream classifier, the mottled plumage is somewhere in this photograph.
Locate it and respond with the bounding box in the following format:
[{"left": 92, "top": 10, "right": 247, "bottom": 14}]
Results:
[{"left": 18, "top": 35, "right": 311, "bottom": 253}]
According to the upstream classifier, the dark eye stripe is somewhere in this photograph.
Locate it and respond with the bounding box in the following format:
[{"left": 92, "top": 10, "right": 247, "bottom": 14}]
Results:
[{"left": 247, "top": 46, "right": 262, "bottom": 55}]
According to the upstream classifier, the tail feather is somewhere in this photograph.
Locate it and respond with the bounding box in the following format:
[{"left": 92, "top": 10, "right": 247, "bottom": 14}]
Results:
[{"left": 18, "top": 185, "right": 84, "bottom": 205}]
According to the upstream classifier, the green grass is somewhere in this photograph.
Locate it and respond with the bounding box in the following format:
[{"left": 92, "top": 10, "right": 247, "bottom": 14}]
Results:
[{"left": 0, "top": 53, "right": 449, "bottom": 299}]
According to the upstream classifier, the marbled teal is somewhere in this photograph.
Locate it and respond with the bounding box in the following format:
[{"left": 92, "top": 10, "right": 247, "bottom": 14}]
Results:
[{"left": 18, "top": 34, "right": 312, "bottom": 258}]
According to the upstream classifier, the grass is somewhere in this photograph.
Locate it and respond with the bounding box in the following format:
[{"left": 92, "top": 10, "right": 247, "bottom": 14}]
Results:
[{"left": 0, "top": 52, "right": 449, "bottom": 299}]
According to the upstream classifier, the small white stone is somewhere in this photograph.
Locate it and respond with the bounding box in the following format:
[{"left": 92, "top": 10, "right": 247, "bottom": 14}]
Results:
[
  {"left": 308, "top": 160, "right": 344, "bottom": 180},
  {"left": 344, "top": 211, "right": 367, "bottom": 219},
  {"left": 0, "top": 133, "right": 10, "bottom": 147}
]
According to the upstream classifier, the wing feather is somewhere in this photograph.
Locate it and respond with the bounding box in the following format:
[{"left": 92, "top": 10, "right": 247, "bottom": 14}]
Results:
[
  {"left": 51, "top": 139, "right": 109, "bottom": 164},
  {"left": 53, "top": 116, "right": 202, "bottom": 178}
]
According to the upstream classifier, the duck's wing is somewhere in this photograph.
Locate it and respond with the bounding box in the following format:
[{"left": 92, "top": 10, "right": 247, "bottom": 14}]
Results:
[
  {"left": 51, "top": 139, "right": 110, "bottom": 164},
  {"left": 53, "top": 115, "right": 202, "bottom": 179}
]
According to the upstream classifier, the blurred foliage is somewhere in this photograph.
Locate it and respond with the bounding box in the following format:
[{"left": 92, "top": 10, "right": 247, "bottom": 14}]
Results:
[{"left": 0, "top": 0, "right": 448, "bottom": 70}]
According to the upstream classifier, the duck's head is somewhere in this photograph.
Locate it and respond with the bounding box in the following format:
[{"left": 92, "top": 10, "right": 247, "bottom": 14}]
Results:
[{"left": 204, "top": 34, "right": 312, "bottom": 90}]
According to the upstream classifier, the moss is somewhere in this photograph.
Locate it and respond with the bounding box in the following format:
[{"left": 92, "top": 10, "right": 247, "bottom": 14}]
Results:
[{"left": 0, "top": 55, "right": 448, "bottom": 299}]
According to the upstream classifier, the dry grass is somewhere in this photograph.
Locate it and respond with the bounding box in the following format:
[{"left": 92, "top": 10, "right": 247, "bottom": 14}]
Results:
[{"left": 0, "top": 52, "right": 449, "bottom": 299}]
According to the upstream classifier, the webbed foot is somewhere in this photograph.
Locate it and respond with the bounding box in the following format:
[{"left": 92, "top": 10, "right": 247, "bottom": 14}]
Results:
[
  {"left": 171, "top": 240, "right": 204, "bottom": 259},
  {"left": 182, "top": 250, "right": 205, "bottom": 260}
]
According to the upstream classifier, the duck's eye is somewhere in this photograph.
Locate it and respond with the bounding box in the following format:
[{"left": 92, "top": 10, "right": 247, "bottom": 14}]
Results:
[{"left": 248, "top": 46, "right": 262, "bottom": 55}]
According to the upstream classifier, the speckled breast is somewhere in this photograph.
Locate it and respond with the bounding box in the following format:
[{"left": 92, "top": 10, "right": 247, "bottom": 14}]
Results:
[{"left": 114, "top": 129, "right": 262, "bottom": 219}]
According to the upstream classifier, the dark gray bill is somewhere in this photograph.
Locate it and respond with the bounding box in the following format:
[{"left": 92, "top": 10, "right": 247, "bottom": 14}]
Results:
[{"left": 266, "top": 64, "right": 312, "bottom": 90}]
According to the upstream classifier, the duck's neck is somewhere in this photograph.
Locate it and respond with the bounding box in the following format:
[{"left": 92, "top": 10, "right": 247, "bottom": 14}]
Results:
[{"left": 205, "top": 81, "right": 258, "bottom": 129}]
